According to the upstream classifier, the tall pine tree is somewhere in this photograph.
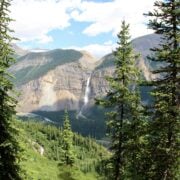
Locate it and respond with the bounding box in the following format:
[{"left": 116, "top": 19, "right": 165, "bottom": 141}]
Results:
[
  {"left": 59, "top": 110, "right": 75, "bottom": 167},
  {"left": 144, "top": 0, "right": 180, "bottom": 179},
  {"left": 0, "top": 0, "right": 22, "bottom": 179},
  {"left": 96, "top": 21, "right": 145, "bottom": 180}
]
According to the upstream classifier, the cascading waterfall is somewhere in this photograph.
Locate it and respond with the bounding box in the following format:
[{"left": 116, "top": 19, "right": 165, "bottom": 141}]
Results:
[
  {"left": 84, "top": 76, "right": 91, "bottom": 105},
  {"left": 77, "top": 74, "right": 92, "bottom": 118}
]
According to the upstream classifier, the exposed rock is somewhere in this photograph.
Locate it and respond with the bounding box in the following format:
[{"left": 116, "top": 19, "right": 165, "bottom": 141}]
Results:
[
  {"left": 91, "top": 67, "right": 115, "bottom": 99},
  {"left": 32, "top": 141, "right": 44, "bottom": 156},
  {"left": 15, "top": 51, "right": 96, "bottom": 112}
]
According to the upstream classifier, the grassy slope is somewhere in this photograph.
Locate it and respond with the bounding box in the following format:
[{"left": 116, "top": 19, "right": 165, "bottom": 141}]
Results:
[{"left": 15, "top": 120, "right": 109, "bottom": 180}]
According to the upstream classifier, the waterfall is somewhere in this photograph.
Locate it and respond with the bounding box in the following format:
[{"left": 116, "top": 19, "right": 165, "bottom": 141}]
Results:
[
  {"left": 84, "top": 76, "right": 91, "bottom": 105},
  {"left": 77, "top": 74, "right": 92, "bottom": 118}
]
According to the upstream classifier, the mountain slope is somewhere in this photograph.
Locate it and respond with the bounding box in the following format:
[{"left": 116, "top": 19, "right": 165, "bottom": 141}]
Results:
[
  {"left": 132, "top": 33, "right": 161, "bottom": 59},
  {"left": 91, "top": 33, "right": 161, "bottom": 98},
  {"left": 16, "top": 119, "right": 109, "bottom": 179},
  {"left": 11, "top": 49, "right": 97, "bottom": 112},
  {"left": 11, "top": 49, "right": 83, "bottom": 86}
]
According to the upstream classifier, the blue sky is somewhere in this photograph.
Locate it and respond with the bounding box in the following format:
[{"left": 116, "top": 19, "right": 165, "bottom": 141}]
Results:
[{"left": 10, "top": 0, "right": 156, "bottom": 58}]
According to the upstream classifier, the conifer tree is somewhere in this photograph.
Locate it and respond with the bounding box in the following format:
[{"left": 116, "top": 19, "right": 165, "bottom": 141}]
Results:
[
  {"left": 0, "top": 0, "right": 22, "bottom": 179},
  {"left": 144, "top": 0, "right": 180, "bottom": 179},
  {"left": 96, "top": 21, "right": 145, "bottom": 180},
  {"left": 60, "top": 110, "right": 75, "bottom": 166}
]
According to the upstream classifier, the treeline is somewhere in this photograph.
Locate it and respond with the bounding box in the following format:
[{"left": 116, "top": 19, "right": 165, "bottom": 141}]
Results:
[
  {"left": 15, "top": 117, "right": 109, "bottom": 177},
  {"left": 34, "top": 109, "right": 106, "bottom": 139}
]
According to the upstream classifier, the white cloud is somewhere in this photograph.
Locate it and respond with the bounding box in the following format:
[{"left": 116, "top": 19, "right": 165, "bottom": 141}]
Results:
[
  {"left": 71, "top": 0, "right": 155, "bottom": 38},
  {"left": 37, "top": 35, "right": 53, "bottom": 44},
  {"left": 65, "top": 41, "right": 117, "bottom": 58},
  {"left": 10, "top": 0, "right": 156, "bottom": 45},
  {"left": 10, "top": 0, "right": 80, "bottom": 43}
]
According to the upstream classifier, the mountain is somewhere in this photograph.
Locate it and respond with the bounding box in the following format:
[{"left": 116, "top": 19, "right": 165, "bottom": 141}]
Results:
[
  {"left": 11, "top": 43, "right": 29, "bottom": 57},
  {"left": 12, "top": 34, "right": 160, "bottom": 138},
  {"left": 90, "top": 34, "right": 161, "bottom": 100},
  {"left": 132, "top": 33, "right": 161, "bottom": 59},
  {"left": 11, "top": 49, "right": 97, "bottom": 112}
]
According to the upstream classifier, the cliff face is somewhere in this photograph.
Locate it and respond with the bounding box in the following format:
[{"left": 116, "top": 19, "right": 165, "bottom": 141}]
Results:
[
  {"left": 16, "top": 63, "right": 87, "bottom": 112},
  {"left": 12, "top": 34, "right": 160, "bottom": 114},
  {"left": 12, "top": 49, "right": 97, "bottom": 112}
]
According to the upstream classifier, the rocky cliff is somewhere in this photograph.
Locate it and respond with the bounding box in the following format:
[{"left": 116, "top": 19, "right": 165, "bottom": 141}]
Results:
[
  {"left": 11, "top": 49, "right": 97, "bottom": 112},
  {"left": 12, "top": 34, "right": 160, "bottom": 115},
  {"left": 90, "top": 34, "right": 161, "bottom": 100}
]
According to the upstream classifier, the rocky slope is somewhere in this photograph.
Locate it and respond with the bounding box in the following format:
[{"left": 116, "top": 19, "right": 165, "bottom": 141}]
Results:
[
  {"left": 12, "top": 34, "right": 160, "bottom": 115},
  {"left": 90, "top": 34, "right": 161, "bottom": 100},
  {"left": 11, "top": 49, "right": 97, "bottom": 112}
]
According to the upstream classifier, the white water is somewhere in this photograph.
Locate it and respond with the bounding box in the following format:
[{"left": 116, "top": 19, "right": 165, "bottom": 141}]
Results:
[
  {"left": 84, "top": 76, "right": 91, "bottom": 105},
  {"left": 77, "top": 74, "right": 91, "bottom": 118}
]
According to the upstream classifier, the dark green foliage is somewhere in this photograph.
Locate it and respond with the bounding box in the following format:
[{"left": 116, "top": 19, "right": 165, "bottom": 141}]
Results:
[
  {"left": 96, "top": 21, "right": 146, "bottom": 180},
  {"left": 15, "top": 119, "right": 109, "bottom": 179},
  {"left": 58, "top": 166, "right": 78, "bottom": 180},
  {"left": 13, "top": 49, "right": 82, "bottom": 86},
  {"left": 0, "top": 0, "right": 22, "bottom": 179},
  {"left": 59, "top": 110, "right": 76, "bottom": 166},
  {"left": 144, "top": 0, "right": 180, "bottom": 179},
  {"left": 33, "top": 109, "right": 106, "bottom": 139}
]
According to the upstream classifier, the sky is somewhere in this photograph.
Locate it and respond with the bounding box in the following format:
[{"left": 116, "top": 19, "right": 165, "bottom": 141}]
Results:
[{"left": 10, "top": 0, "right": 156, "bottom": 58}]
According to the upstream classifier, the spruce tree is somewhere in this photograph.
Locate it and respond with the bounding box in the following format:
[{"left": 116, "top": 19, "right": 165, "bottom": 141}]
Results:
[
  {"left": 60, "top": 110, "right": 75, "bottom": 166},
  {"left": 0, "top": 0, "right": 22, "bottom": 179},
  {"left": 96, "top": 21, "right": 145, "bottom": 180},
  {"left": 144, "top": 0, "right": 180, "bottom": 179}
]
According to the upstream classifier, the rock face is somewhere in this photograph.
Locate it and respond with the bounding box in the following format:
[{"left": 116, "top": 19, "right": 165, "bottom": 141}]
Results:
[
  {"left": 90, "top": 34, "right": 161, "bottom": 100},
  {"left": 12, "top": 49, "right": 97, "bottom": 112},
  {"left": 12, "top": 34, "right": 160, "bottom": 114},
  {"left": 17, "top": 62, "right": 90, "bottom": 112}
]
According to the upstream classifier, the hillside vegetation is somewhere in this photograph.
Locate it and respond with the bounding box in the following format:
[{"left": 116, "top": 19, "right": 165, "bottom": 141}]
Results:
[{"left": 14, "top": 119, "right": 109, "bottom": 179}]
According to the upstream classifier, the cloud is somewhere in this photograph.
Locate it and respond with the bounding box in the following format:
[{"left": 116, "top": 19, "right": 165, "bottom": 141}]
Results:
[
  {"left": 71, "top": 0, "right": 155, "bottom": 38},
  {"left": 10, "top": 0, "right": 156, "bottom": 45},
  {"left": 37, "top": 35, "right": 53, "bottom": 44},
  {"left": 10, "top": 0, "right": 80, "bottom": 43},
  {"left": 65, "top": 41, "right": 117, "bottom": 58}
]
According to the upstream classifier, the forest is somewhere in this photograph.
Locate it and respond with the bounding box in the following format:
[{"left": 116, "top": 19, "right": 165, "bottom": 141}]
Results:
[{"left": 0, "top": 0, "right": 179, "bottom": 180}]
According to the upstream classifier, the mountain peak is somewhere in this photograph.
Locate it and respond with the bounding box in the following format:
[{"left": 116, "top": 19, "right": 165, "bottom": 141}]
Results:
[{"left": 11, "top": 43, "right": 29, "bottom": 56}]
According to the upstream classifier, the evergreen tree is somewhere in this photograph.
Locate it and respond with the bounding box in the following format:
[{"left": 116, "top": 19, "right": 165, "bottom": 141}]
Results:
[
  {"left": 96, "top": 21, "right": 145, "bottom": 180},
  {"left": 59, "top": 110, "right": 75, "bottom": 166},
  {"left": 0, "top": 0, "right": 22, "bottom": 179},
  {"left": 144, "top": 0, "right": 180, "bottom": 179}
]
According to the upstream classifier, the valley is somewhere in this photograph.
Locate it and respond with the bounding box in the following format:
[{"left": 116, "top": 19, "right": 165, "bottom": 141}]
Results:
[{"left": 12, "top": 34, "right": 160, "bottom": 139}]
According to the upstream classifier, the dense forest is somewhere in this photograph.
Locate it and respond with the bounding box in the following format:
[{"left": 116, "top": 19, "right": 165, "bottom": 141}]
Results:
[
  {"left": 0, "top": 0, "right": 179, "bottom": 180},
  {"left": 14, "top": 119, "right": 109, "bottom": 179}
]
